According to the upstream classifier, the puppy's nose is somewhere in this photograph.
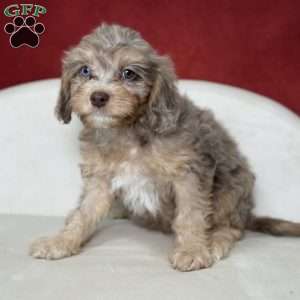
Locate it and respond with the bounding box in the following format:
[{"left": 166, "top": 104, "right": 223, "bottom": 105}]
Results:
[{"left": 90, "top": 91, "right": 109, "bottom": 108}]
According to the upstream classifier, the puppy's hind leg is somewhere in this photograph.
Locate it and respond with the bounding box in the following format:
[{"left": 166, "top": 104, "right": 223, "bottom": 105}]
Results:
[
  {"left": 29, "top": 179, "right": 113, "bottom": 260},
  {"left": 211, "top": 227, "right": 242, "bottom": 262}
]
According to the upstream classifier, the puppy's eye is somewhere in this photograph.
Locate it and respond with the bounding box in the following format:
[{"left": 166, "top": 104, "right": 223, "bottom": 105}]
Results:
[
  {"left": 79, "top": 66, "right": 91, "bottom": 78},
  {"left": 122, "top": 69, "right": 139, "bottom": 81}
]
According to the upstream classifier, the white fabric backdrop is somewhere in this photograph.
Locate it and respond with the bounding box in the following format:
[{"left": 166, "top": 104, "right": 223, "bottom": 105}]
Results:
[{"left": 0, "top": 79, "right": 299, "bottom": 221}]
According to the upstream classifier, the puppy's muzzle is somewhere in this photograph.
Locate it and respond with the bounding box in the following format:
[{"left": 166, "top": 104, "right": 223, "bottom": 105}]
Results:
[{"left": 90, "top": 91, "right": 109, "bottom": 108}]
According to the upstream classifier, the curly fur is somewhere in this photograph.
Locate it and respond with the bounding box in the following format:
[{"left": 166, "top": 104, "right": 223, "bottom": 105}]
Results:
[{"left": 30, "top": 23, "right": 300, "bottom": 271}]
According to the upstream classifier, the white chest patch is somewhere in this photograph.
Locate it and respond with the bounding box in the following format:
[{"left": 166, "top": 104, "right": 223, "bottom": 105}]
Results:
[{"left": 111, "top": 162, "right": 160, "bottom": 216}]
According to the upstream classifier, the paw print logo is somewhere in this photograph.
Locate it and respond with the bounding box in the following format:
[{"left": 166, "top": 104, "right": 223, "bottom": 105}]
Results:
[{"left": 4, "top": 16, "right": 45, "bottom": 48}]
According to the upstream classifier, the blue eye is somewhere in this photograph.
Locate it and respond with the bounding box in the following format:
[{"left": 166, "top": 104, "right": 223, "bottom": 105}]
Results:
[{"left": 80, "top": 66, "right": 91, "bottom": 78}]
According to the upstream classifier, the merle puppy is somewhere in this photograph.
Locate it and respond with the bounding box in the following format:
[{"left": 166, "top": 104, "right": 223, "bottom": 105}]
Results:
[{"left": 30, "top": 24, "right": 300, "bottom": 271}]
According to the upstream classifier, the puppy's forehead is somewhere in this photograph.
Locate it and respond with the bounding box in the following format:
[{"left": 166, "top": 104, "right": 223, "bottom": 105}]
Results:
[
  {"left": 91, "top": 45, "right": 150, "bottom": 69},
  {"left": 86, "top": 26, "right": 151, "bottom": 66},
  {"left": 64, "top": 29, "right": 152, "bottom": 73},
  {"left": 111, "top": 46, "right": 149, "bottom": 66}
]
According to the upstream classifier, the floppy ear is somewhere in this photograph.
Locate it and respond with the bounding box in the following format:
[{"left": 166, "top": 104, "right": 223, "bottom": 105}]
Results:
[
  {"left": 145, "top": 56, "right": 181, "bottom": 134},
  {"left": 55, "top": 74, "right": 72, "bottom": 124}
]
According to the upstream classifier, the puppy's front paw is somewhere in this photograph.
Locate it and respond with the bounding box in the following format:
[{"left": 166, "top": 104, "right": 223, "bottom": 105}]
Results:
[
  {"left": 29, "top": 235, "right": 79, "bottom": 260},
  {"left": 169, "top": 247, "right": 213, "bottom": 271}
]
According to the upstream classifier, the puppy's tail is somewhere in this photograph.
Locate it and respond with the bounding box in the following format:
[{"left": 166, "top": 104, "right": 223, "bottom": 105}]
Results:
[{"left": 246, "top": 215, "right": 300, "bottom": 236}]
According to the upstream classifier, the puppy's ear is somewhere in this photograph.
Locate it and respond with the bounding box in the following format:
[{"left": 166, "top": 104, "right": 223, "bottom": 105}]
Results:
[
  {"left": 149, "top": 56, "right": 175, "bottom": 102},
  {"left": 55, "top": 73, "right": 72, "bottom": 124},
  {"left": 145, "top": 56, "right": 181, "bottom": 134}
]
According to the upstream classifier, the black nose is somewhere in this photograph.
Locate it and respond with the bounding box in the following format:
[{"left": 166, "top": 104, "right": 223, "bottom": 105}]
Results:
[{"left": 90, "top": 91, "right": 109, "bottom": 108}]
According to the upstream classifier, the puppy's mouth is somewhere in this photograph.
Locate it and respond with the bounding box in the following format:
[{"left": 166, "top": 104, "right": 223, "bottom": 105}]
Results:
[
  {"left": 93, "top": 112, "right": 114, "bottom": 124},
  {"left": 90, "top": 110, "right": 115, "bottom": 128},
  {"left": 78, "top": 109, "right": 115, "bottom": 128}
]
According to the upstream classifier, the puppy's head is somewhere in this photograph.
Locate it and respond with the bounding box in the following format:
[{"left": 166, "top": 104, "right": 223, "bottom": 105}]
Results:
[{"left": 55, "top": 23, "right": 177, "bottom": 130}]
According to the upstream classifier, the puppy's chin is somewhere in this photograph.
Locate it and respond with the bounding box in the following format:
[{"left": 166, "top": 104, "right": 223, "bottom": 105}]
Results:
[
  {"left": 92, "top": 114, "right": 115, "bottom": 128},
  {"left": 81, "top": 112, "right": 116, "bottom": 129}
]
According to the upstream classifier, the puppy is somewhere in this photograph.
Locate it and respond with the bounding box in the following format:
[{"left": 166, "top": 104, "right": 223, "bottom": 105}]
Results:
[{"left": 29, "top": 23, "right": 300, "bottom": 271}]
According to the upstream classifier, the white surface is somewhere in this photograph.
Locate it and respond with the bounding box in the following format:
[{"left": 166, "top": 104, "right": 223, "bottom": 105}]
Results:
[
  {"left": 0, "top": 79, "right": 300, "bottom": 221},
  {"left": 1, "top": 215, "right": 300, "bottom": 300},
  {"left": 1, "top": 80, "right": 300, "bottom": 300}
]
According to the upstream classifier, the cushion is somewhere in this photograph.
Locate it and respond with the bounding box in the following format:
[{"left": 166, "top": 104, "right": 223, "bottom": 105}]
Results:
[
  {"left": 0, "top": 79, "right": 300, "bottom": 299},
  {"left": 1, "top": 214, "right": 300, "bottom": 299},
  {"left": 0, "top": 79, "right": 299, "bottom": 220}
]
